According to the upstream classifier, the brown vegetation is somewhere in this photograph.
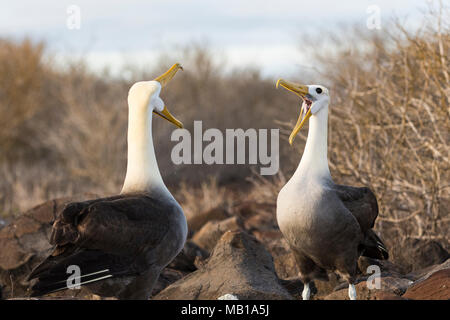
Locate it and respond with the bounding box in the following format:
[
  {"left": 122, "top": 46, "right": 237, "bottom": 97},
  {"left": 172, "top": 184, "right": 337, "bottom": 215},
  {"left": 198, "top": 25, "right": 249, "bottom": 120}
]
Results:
[{"left": 0, "top": 8, "right": 448, "bottom": 250}]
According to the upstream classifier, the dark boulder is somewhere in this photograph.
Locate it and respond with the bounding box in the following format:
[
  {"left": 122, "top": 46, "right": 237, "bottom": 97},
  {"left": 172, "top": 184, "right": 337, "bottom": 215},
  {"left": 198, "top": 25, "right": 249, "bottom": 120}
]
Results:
[{"left": 154, "top": 231, "right": 292, "bottom": 300}]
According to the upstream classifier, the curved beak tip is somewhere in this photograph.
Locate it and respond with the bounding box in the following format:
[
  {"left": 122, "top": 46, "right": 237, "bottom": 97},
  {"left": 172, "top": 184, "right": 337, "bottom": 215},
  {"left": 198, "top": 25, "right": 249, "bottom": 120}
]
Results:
[
  {"left": 154, "top": 63, "right": 184, "bottom": 87},
  {"left": 276, "top": 79, "right": 281, "bottom": 89},
  {"left": 288, "top": 135, "right": 295, "bottom": 145}
]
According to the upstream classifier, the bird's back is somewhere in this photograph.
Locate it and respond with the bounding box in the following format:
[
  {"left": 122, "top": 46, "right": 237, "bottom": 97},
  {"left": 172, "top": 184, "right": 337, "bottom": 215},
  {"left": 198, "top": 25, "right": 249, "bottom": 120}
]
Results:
[{"left": 28, "top": 192, "right": 187, "bottom": 299}]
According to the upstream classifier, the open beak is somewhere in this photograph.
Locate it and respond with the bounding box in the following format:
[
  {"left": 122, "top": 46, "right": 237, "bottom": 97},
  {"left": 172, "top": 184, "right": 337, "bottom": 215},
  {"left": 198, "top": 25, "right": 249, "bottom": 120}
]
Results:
[
  {"left": 154, "top": 106, "right": 183, "bottom": 129},
  {"left": 276, "top": 79, "right": 312, "bottom": 145},
  {"left": 153, "top": 63, "right": 184, "bottom": 128}
]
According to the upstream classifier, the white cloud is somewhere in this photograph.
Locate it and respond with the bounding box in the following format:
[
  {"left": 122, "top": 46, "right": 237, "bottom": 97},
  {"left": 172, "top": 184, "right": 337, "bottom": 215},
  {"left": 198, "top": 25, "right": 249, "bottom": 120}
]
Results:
[{"left": 0, "top": 0, "right": 430, "bottom": 75}]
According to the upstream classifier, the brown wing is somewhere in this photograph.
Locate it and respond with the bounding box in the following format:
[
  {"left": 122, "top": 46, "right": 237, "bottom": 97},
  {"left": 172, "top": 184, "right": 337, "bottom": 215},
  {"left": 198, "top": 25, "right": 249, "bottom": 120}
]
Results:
[
  {"left": 28, "top": 193, "right": 175, "bottom": 295},
  {"left": 332, "top": 184, "right": 388, "bottom": 260},
  {"left": 332, "top": 184, "right": 378, "bottom": 233},
  {"left": 50, "top": 193, "right": 172, "bottom": 256}
]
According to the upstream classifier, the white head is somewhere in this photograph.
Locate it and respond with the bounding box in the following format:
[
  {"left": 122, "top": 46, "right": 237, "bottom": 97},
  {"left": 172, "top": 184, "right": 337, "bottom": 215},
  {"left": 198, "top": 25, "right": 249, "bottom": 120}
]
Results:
[
  {"left": 276, "top": 80, "right": 330, "bottom": 144},
  {"left": 127, "top": 64, "right": 184, "bottom": 128},
  {"left": 128, "top": 81, "right": 162, "bottom": 113}
]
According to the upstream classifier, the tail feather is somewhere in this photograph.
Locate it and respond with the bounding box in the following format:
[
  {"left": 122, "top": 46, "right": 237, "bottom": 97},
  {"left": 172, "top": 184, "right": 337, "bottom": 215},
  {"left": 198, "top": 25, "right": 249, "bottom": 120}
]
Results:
[
  {"left": 361, "top": 230, "right": 389, "bottom": 260},
  {"left": 31, "top": 269, "right": 113, "bottom": 297},
  {"left": 28, "top": 249, "right": 131, "bottom": 297}
]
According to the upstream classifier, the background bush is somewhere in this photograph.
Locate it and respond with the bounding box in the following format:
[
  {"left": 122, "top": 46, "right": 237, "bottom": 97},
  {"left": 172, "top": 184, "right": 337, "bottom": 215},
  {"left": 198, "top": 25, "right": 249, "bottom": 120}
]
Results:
[{"left": 0, "top": 8, "right": 448, "bottom": 248}]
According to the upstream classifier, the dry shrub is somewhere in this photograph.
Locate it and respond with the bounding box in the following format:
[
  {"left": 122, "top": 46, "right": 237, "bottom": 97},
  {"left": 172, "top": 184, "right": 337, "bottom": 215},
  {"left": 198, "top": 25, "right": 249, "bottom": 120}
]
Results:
[
  {"left": 246, "top": 170, "right": 286, "bottom": 205},
  {"left": 0, "top": 39, "right": 62, "bottom": 215},
  {"left": 42, "top": 64, "right": 129, "bottom": 193},
  {"left": 0, "top": 39, "right": 54, "bottom": 161},
  {"left": 176, "top": 177, "right": 231, "bottom": 220},
  {"left": 0, "top": 6, "right": 447, "bottom": 251},
  {"left": 0, "top": 162, "right": 71, "bottom": 214}
]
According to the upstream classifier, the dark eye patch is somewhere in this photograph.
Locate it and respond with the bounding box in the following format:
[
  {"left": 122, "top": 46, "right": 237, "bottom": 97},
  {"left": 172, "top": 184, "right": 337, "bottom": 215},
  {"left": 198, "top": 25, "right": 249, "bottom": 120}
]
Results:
[{"left": 316, "top": 88, "right": 323, "bottom": 94}]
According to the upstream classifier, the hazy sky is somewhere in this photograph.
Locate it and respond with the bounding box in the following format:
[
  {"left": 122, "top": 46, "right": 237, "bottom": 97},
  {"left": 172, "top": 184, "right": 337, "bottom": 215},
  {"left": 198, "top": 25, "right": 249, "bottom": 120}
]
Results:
[{"left": 0, "top": 0, "right": 432, "bottom": 76}]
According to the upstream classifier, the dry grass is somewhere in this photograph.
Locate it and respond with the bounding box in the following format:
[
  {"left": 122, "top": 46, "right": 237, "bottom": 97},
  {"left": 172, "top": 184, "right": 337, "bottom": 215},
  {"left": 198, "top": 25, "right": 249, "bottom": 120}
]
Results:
[
  {"left": 0, "top": 39, "right": 55, "bottom": 162},
  {"left": 176, "top": 177, "right": 231, "bottom": 221},
  {"left": 0, "top": 8, "right": 448, "bottom": 248}
]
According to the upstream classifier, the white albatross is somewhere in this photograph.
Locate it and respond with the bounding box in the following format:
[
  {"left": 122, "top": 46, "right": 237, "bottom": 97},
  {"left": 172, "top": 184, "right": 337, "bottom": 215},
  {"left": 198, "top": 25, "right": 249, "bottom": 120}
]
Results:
[
  {"left": 28, "top": 63, "right": 187, "bottom": 300},
  {"left": 275, "top": 79, "right": 388, "bottom": 300}
]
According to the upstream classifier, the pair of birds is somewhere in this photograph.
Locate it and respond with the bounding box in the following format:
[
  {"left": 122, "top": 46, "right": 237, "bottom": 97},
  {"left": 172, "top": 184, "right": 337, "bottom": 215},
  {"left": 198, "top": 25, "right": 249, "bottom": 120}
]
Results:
[{"left": 28, "top": 64, "right": 388, "bottom": 300}]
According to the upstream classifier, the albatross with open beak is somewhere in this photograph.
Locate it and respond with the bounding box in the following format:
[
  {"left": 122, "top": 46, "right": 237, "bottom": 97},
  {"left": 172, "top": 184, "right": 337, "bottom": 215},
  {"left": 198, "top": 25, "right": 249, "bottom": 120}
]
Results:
[
  {"left": 28, "top": 64, "right": 187, "bottom": 300},
  {"left": 276, "top": 79, "right": 388, "bottom": 300}
]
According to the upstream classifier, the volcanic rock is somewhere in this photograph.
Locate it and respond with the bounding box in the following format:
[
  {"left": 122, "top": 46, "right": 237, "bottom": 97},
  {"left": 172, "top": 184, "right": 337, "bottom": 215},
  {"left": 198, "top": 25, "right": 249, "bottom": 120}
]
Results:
[
  {"left": 388, "top": 238, "right": 449, "bottom": 273},
  {"left": 0, "top": 194, "right": 97, "bottom": 298},
  {"left": 186, "top": 206, "right": 229, "bottom": 234},
  {"left": 403, "top": 268, "right": 450, "bottom": 300},
  {"left": 169, "top": 240, "right": 209, "bottom": 272},
  {"left": 322, "top": 276, "right": 411, "bottom": 300},
  {"left": 406, "top": 258, "right": 450, "bottom": 281},
  {"left": 154, "top": 231, "right": 292, "bottom": 300},
  {"left": 192, "top": 216, "right": 243, "bottom": 252}
]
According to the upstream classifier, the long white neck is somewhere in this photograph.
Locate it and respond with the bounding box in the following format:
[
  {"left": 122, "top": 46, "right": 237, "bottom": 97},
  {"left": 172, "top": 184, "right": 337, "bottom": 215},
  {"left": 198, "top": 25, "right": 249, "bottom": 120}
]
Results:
[
  {"left": 293, "top": 104, "right": 331, "bottom": 181},
  {"left": 121, "top": 106, "right": 169, "bottom": 195}
]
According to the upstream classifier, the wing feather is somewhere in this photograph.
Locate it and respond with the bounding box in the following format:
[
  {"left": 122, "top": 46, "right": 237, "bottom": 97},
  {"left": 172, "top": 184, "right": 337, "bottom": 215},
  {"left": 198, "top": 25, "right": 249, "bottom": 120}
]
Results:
[
  {"left": 332, "top": 184, "right": 388, "bottom": 260},
  {"left": 332, "top": 184, "right": 378, "bottom": 232},
  {"left": 28, "top": 192, "right": 175, "bottom": 295}
]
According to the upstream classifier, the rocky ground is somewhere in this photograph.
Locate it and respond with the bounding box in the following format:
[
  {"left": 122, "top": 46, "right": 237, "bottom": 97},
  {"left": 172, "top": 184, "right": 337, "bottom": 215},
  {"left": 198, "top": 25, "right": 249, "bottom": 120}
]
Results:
[{"left": 0, "top": 195, "right": 449, "bottom": 300}]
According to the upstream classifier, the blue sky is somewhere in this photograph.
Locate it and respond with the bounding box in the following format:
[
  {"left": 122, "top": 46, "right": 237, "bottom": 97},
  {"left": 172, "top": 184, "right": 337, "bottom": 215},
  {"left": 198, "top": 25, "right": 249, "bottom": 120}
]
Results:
[{"left": 0, "top": 0, "right": 432, "bottom": 76}]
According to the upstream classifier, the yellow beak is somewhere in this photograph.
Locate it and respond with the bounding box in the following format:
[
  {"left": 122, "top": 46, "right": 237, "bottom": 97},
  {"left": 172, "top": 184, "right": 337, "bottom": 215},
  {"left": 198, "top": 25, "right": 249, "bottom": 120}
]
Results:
[
  {"left": 154, "top": 106, "right": 183, "bottom": 129},
  {"left": 153, "top": 63, "right": 184, "bottom": 128},
  {"left": 276, "top": 79, "right": 311, "bottom": 145},
  {"left": 154, "top": 63, "right": 183, "bottom": 87}
]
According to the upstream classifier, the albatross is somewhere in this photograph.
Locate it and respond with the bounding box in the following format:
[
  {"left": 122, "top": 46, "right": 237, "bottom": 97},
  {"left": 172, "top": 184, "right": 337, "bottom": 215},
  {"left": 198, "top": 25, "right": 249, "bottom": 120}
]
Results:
[
  {"left": 28, "top": 63, "right": 187, "bottom": 300},
  {"left": 275, "top": 79, "right": 388, "bottom": 300}
]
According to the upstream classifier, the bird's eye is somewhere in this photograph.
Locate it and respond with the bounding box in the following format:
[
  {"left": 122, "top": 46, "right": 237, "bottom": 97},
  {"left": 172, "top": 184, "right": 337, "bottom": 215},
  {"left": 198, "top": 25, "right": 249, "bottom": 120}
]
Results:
[{"left": 316, "top": 88, "right": 323, "bottom": 94}]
